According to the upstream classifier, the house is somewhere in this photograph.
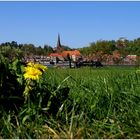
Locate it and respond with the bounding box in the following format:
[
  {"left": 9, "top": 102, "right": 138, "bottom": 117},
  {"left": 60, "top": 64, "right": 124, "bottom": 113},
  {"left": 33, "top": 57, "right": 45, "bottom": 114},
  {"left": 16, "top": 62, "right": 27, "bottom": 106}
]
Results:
[
  {"left": 124, "top": 55, "right": 137, "bottom": 65},
  {"left": 62, "top": 50, "right": 81, "bottom": 57},
  {"left": 49, "top": 34, "right": 81, "bottom": 62}
]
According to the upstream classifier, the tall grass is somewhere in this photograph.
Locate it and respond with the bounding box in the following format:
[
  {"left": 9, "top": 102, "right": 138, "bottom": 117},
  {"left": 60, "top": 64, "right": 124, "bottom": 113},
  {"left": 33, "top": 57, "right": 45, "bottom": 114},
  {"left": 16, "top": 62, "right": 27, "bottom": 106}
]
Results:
[
  {"left": 1, "top": 66, "right": 140, "bottom": 138},
  {"left": 45, "top": 67, "right": 140, "bottom": 138}
]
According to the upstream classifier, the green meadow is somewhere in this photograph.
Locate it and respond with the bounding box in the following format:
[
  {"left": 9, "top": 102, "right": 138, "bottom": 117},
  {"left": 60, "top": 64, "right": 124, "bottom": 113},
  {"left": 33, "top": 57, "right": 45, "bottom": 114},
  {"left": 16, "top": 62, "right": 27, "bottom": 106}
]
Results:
[{"left": 1, "top": 60, "right": 140, "bottom": 138}]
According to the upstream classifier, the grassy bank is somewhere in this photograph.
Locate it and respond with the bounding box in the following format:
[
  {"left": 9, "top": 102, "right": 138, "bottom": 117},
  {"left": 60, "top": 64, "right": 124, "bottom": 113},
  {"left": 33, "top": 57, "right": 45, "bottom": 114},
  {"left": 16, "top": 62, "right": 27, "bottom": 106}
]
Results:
[{"left": 1, "top": 64, "right": 140, "bottom": 138}]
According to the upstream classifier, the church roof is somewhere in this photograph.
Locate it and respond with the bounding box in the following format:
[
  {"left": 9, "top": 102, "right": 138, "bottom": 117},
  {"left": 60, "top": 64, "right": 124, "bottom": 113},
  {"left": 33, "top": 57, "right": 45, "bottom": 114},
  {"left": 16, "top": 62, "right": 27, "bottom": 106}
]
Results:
[
  {"left": 49, "top": 50, "right": 81, "bottom": 57},
  {"left": 49, "top": 53, "right": 62, "bottom": 57},
  {"left": 49, "top": 34, "right": 81, "bottom": 57},
  {"left": 62, "top": 50, "right": 81, "bottom": 57}
]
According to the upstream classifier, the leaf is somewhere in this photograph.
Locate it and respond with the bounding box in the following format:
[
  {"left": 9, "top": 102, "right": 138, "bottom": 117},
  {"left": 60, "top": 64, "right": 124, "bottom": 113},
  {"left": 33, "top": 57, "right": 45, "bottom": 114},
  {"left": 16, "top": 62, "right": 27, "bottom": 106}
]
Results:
[{"left": 22, "top": 115, "right": 30, "bottom": 124}]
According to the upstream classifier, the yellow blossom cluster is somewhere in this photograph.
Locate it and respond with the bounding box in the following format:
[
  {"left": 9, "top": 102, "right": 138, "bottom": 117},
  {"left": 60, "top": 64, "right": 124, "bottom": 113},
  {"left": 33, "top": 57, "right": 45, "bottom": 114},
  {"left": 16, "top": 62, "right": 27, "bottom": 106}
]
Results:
[{"left": 24, "top": 62, "right": 48, "bottom": 80}]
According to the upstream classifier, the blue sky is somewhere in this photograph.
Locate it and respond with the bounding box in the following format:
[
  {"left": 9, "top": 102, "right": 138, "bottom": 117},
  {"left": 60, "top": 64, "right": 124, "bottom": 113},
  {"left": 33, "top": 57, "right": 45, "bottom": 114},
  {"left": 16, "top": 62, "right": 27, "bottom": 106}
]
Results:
[{"left": 0, "top": 1, "right": 140, "bottom": 48}]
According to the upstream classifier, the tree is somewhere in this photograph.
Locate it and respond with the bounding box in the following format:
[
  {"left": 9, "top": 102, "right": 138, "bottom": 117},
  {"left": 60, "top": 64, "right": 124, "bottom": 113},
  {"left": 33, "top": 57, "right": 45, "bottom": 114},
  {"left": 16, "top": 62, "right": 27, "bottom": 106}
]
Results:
[
  {"left": 61, "top": 45, "right": 72, "bottom": 51},
  {"left": 44, "top": 45, "right": 54, "bottom": 55},
  {"left": 0, "top": 45, "right": 23, "bottom": 61},
  {"left": 21, "top": 44, "right": 36, "bottom": 56}
]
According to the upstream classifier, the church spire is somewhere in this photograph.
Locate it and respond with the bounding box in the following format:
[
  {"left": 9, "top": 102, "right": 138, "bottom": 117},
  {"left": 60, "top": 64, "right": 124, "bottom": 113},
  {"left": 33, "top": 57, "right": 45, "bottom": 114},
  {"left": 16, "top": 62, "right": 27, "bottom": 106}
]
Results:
[
  {"left": 57, "top": 33, "right": 61, "bottom": 49},
  {"left": 56, "top": 33, "right": 63, "bottom": 53}
]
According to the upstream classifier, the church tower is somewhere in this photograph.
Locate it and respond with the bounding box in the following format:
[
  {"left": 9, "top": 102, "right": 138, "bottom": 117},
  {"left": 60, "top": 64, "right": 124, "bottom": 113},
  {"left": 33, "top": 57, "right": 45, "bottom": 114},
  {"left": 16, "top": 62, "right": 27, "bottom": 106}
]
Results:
[{"left": 56, "top": 34, "right": 63, "bottom": 53}]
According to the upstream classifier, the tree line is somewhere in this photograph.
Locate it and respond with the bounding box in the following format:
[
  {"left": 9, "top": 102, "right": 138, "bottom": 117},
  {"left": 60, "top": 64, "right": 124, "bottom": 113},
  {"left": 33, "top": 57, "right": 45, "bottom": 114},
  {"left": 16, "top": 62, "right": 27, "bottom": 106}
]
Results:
[
  {"left": 79, "top": 37, "right": 140, "bottom": 57},
  {"left": 0, "top": 38, "right": 140, "bottom": 61},
  {"left": 0, "top": 41, "right": 72, "bottom": 60}
]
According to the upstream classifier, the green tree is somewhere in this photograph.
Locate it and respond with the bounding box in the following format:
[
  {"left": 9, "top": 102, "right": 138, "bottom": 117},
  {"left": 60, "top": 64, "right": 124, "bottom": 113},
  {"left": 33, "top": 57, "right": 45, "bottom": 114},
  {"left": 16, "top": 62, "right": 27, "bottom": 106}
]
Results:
[
  {"left": 61, "top": 45, "right": 72, "bottom": 51},
  {"left": 21, "top": 44, "right": 36, "bottom": 56},
  {"left": 44, "top": 45, "right": 54, "bottom": 55}
]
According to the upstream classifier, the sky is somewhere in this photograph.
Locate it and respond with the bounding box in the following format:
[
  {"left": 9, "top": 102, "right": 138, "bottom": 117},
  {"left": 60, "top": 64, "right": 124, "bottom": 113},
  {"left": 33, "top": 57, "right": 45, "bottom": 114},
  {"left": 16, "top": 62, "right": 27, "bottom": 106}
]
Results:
[{"left": 0, "top": 1, "right": 140, "bottom": 48}]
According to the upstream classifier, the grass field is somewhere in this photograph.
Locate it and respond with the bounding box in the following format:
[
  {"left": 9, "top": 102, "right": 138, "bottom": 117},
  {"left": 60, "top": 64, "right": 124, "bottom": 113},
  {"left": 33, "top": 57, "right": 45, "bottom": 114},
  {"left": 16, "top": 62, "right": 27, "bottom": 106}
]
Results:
[{"left": 1, "top": 65, "right": 140, "bottom": 138}]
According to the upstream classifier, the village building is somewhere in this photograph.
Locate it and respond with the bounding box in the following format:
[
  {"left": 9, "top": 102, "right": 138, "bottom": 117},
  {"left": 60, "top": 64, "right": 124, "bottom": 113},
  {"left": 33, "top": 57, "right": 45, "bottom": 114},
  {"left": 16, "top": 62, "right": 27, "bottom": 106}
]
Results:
[
  {"left": 123, "top": 55, "right": 138, "bottom": 65},
  {"left": 53, "top": 34, "right": 64, "bottom": 53},
  {"left": 49, "top": 34, "right": 81, "bottom": 63}
]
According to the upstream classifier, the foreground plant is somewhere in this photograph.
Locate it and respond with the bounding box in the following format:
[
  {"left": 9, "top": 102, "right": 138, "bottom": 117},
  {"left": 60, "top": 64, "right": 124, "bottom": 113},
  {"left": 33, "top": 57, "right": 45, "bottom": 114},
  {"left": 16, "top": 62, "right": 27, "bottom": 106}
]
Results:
[
  {"left": 24, "top": 62, "right": 48, "bottom": 80},
  {"left": 23, "top": 62, "right": 48, "bottom": 97}
]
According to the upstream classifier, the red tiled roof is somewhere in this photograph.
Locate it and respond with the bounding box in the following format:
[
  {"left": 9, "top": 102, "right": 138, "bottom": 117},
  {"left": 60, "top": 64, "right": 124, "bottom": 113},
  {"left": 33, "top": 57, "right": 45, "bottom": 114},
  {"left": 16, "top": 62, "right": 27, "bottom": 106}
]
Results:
[
  {"left": 49, "top": 53, "right": 62, "bottom": 57},
  {"left": 49, "top": 50, "right": 81, "bottom": 57},
  {"left": 126, "top": 55, "right": 137, "bottom": 59},
  {"left": 62, "top": 50, "right": 81, "bottom": 57}
]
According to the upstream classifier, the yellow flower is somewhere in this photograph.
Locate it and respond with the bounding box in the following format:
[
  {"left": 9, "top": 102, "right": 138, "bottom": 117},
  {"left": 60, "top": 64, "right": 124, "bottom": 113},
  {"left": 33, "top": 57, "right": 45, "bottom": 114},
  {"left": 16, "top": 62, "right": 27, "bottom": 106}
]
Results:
[
  {"left": 23, "top": 62, "right": 47, "bottom": 80},
  {"left": 24, "top": 67, "right": 42, "bottom": 80},
  {"left": 26, "top": 62, "right": 47, "bottom": 72},
  {"left": 27, "top": 62, "right": 34, "bottom": 67},
  {"left": 34, "top": 63, "right": 48, "bottom": 72}
]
